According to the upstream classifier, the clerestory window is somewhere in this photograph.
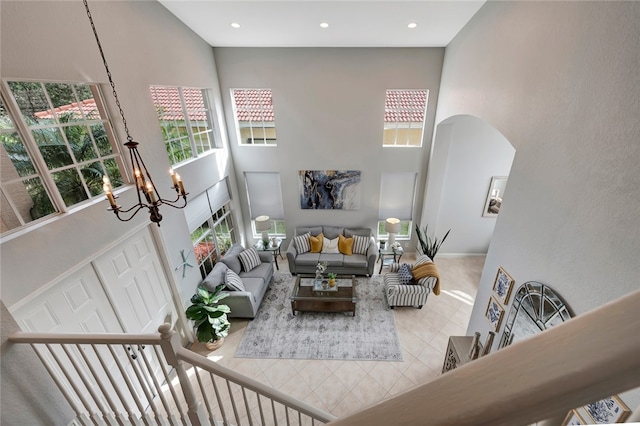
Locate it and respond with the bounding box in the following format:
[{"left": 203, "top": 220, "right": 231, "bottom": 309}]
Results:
[
  {"left": 149, "top": 86, "right": 219, "bottom": 166},
  {"left": 1, "top": 81, "right": 125, "bottom": 235},
  {"left": 383, "top": 89, "right": 428, "bottom": 147},
  {"left": 231, "top": 89, "right": 277, "bottom": 145}
]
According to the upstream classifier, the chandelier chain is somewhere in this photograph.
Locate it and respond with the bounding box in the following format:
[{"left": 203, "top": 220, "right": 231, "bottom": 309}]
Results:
[{"left": 83, "top": 0, "right": 133, "bottom": 143}]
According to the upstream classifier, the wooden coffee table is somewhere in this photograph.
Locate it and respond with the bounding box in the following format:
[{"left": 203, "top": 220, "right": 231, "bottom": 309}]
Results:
[{"left": 290, "top": 274, "right": 357, "bottom": 316}]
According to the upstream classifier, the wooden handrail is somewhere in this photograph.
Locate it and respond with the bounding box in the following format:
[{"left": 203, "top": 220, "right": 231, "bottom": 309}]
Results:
[
  {"left": 330, "top": 289, "right": 640, "bottom": 426},
  {"left": 9, "top": 332, "right": 162, "bottom": 345}
]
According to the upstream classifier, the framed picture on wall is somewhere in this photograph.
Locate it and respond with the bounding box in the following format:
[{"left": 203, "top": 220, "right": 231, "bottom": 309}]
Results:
[
  {"left": 583, "top": 395, "right": 631, "bottom": 424},
  {"left": 485, "top": 296, "right": 504, "bottom": 332},
  {"left": 483, "top": 176, "right": 508, "bottom": 217},
  {"left": 493, "top": 266, "right": 515, "bottom": 305},
  {"left": 562, "top": 409, "right": 588, "bottom": 426}
]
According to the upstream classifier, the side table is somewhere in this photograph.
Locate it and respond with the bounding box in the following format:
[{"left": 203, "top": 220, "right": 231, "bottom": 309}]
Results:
[
  {"left": 254, "top": 239, "right": 282, "bottom": 270},
  {"left": 378, "top": 246, "right": 404, "bottom": 273}
]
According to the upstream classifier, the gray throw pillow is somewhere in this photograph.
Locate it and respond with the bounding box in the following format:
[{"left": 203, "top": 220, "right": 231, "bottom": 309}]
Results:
[
  {"left": 201, "top": 262, "right": 228, "bottom": 292},
  {"left": 220, "top": 253, "right": 242, "bottom": 274}
]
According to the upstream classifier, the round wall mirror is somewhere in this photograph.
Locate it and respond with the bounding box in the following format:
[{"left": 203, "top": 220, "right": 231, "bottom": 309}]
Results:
[{"left": 499, "top": 281, "right": 572, "bottom": 348}]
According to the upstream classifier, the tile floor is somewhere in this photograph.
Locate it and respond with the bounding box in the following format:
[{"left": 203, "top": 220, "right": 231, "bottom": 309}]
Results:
[{"left": 190, "top": 253, "right": 485, "bottom": 419}]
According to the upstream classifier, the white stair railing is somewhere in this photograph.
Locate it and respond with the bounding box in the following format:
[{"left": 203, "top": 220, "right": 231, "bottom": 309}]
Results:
[
  {"left": 9, "top": 325, "right": 336, "bottom": 426},
  {"left": 10, "top": 289, "right": 640, "bottom": 425}
]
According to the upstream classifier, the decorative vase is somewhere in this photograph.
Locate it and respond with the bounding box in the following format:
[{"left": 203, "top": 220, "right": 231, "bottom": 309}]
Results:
[
  {"left": 205, "top": 337, "right": 224, "bottom": 351},
  {"left": 328, "top": 278, "right": 336, "bottom": 287}
]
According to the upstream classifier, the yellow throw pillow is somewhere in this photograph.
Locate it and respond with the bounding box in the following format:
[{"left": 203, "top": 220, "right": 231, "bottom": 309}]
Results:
[
  {"left": 309, "top": 233, "right": 324, "bottom": 253},
  {"left": 338, "top": 234, "right": 353, "bottom": 255}
]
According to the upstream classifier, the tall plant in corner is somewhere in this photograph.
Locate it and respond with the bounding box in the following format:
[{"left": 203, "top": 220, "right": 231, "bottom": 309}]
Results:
[{"left": 416, "top": 224, "right": 451, "bottom": 260}]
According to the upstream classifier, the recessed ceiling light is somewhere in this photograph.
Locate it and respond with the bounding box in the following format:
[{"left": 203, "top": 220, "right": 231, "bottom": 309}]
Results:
[
  {"left": 231, "top": 22, "right": 240, "bottom": 29},
  {"left": 320, "top": 22, "right": 329, "bottom": 28},
  {"left": 408, "top": 22, "right": 418, "bottom": 29}
]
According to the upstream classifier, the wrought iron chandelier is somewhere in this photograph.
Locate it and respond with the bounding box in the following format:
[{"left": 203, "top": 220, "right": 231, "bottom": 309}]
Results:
[{"left": 84, "top": 0, "right": 187, "bottom": 226}]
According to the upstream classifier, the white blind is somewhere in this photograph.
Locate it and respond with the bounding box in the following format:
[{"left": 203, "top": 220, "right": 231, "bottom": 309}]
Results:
[
  {"left": 207, "top": 178, "right": 230, "bottom": 213},
  {"left": 379, "top": 172, "right": 417, "bottom": 220},
  {"left": 184, "top": 178, "right": 231, "bottom": 232},
  {"left": 245, "top": 172, "right": 285, "bottom": 220},
  {"left": 184, "top": 192, "right": 212, "bottom": 232}
]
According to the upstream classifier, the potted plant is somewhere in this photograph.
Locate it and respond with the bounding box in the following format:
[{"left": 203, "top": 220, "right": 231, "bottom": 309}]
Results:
[
  {"left": 185, "top": 284, "right": 231, "bottom": 351},
  {"left": 415, "top": 224, "right": 451, "bottom": 261},
  {"left": 327, "top": 272, "right": 337, "bottom": 287}
]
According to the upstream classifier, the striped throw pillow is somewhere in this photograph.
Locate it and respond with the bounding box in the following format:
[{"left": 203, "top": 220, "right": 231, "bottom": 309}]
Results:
[
  {"left": 352, "top": 235, "right": 370, "bottom": 255},
  {"left": 294, "top": 232, "right": 311, "bottom": 254},
  {"left": 414, "top": 255, "right": 433, "bottom": 266},
  {"left": 238, "top": 247, "right": 261, "bottom": 272},
  {"left": 225, "top": 269, "right": 245, "bottom": 291}
]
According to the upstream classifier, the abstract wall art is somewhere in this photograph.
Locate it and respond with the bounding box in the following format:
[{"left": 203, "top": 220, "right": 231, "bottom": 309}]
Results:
[{"left": 299, "top": 170, "right": 361, "bottom": 210}]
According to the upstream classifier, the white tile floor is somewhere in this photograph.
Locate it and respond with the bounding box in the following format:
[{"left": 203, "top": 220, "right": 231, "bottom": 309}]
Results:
[{"left": 189, "top": 253, "right": 485, "bottom": 418}]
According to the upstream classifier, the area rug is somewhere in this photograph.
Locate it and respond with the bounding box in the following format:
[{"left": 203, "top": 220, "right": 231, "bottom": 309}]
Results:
[{"left": 235, "top": 273, "right": 403, "bottom": 361}]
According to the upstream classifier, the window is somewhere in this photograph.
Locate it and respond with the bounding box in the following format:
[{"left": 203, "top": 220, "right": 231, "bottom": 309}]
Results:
[
  {"left": 383, "top": 89, "right": 428, "bottom": 147},
  {"left": 149, "top": 86, "right": 218, "bottom": 165},
  {"left": 231, "top": 89, "right": 276, "bottom": 145},
  {"left": 1, "top": 81, "right": 124, "bottom": 234},
  {"left": 245, "top": 172, "right": 285, "bottom": 237},
  {"left": 378, "top": 172, "right": 417, "bottom": 239},
  {"left": 190, "top": 202, "right": 236, "bottom": 279},
  {"left": 185, "top": 179, "right": 236, "bottom": 279}
]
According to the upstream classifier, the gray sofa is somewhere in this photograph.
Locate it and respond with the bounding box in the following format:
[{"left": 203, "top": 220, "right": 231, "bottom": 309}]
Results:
[
  {"left": 200, "top": 244, "right": 273, "bottom": 319},
  {"left": 286, "top": 226, "right": 377, "bottom": 276}
]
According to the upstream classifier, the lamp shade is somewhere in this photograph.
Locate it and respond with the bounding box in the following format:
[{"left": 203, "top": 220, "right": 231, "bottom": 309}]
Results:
[
  {"left": 385, "top": 218, "right": 401, "bottom": 234},
  {"left": 255, "top": 215, "right": 271, "bottom": 232}
]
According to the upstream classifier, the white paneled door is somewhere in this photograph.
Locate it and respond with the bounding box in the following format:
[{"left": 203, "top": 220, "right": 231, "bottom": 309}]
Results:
[
  {"left": 93, "top": 228, "right": 173, "bottom": 335},
  {"left": 11, "top": 227, "right": 175, "bottom": 417}
]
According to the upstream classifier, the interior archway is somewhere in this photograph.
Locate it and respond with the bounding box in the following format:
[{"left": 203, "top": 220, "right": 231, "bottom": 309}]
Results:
[{"left": 420, "top": 115, "right": 515, "bottom": 255}]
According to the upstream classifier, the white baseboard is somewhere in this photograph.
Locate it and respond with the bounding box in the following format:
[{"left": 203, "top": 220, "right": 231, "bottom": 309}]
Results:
[{"left": 436, "top": 252, "right": 487, "bottom": 258}]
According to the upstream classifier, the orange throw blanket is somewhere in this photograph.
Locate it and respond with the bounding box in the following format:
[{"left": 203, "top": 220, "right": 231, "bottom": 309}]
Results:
[{"left": 412, "top": 262, "right": 441, "bottom": 295}]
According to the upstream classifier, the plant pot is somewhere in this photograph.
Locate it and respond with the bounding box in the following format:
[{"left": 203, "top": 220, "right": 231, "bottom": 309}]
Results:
[
  {"left": 328, "top": 278, "right": 336, "bottom": 287},
  {"left": 205, "top": 337, "right": 224, "bottom": 351}
]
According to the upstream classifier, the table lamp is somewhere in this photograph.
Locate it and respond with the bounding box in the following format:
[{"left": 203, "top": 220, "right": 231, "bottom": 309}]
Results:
[
  {"left": 385, "top": 218, "right": 401, "bottom": 247},
  {"left": 255, "top": 215, "right": 271, "bottom": 242}
]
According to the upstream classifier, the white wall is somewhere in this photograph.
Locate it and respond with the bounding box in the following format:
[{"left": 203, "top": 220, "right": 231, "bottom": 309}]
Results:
[
  {"left": 212, "top": 47, "right": 444, "bottom": 247},
  {"left": 434, "top": 0, "right": 640, "bottom": 407},
  {"left": 0, "top": 0, "right": 233, "bottom": 308},
  {"left": 427, "top": 115, "right": 515, "bottom": 255},
  {"left": 1, "top": 2, "right": 236, "bottom": 421}
]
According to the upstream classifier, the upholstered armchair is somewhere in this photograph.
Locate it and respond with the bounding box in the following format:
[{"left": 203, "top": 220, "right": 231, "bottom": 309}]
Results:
[{"left": 383, "top": 255, "right": 440, "bottom": 309}]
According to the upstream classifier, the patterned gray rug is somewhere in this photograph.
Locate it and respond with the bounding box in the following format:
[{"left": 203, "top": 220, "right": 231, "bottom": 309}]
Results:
[{"left": 235, "top": 273, "right": 403, "bottom": 361}]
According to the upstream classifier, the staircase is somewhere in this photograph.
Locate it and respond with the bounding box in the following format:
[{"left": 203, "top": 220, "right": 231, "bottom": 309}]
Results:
[{"left": 9, "top": 289, "right": 640, "bottom": 425}]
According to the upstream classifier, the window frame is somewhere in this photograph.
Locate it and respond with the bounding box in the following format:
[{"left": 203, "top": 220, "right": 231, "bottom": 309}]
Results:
[
  {"left": 149, "top": 85, "right": 220, "bottom": 166},
  {"left": 382, "top": 89, "right": 429, "bottom": 147},
  {"left": 231, "top": 88, "right": 277, "bottom": 146},
  {"left": 190, "top": 201, "right": 236, "bottom": 279},
  {"left": 252, "top": 219, "right": 286, "bottom": 239},
  {"left": 1, "top": 79, "right": 126, "bottom": 236},
  {"left": 377, "top": 220, "right": 412, "bottom": 240}
]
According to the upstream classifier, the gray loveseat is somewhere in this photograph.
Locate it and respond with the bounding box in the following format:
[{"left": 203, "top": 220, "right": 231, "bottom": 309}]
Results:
[
  {"left": 286, "top": 226, "right": 377, "bottom": 276},
  {"left": 200, "top": 244, "right": 273, "bottom": 318}
]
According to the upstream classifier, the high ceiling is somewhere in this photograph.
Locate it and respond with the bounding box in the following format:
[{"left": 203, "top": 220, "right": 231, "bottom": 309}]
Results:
[{"left": 157, "top": 1, "right": 486, "bottom": 47}]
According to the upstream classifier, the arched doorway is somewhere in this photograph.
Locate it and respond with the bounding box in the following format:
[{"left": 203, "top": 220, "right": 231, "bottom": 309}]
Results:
[{"left": 421, "top": 115, "right": 515, "bottom": 255}]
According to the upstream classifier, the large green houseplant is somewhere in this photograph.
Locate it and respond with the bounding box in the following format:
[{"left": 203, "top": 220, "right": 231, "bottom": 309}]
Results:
[
  {"left": 416, "top": 224, "right": 451, "bottom": 260},
  {"left": 185, "top": 284, "right": 231, "bottom": 350}
]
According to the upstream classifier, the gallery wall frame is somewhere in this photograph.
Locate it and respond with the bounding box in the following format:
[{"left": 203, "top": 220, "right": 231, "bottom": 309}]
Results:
[
  {"left": 583, "top": 395, "right": 631, "bottom": 424},
  {"left": 562, "top": 409, "right": 588, "bottom": 425},
  {"left": 493, "top": 266, "right": 515, "bottom": 305},
  {"left": 485, "top": 296, "right": 504, "bottom": 332}
]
